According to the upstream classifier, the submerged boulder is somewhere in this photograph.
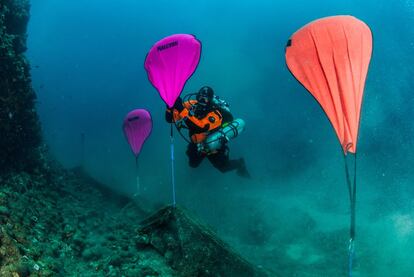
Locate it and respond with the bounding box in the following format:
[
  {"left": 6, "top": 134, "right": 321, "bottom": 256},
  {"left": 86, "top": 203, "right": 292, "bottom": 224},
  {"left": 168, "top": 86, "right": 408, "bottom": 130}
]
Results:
[{"left": 138, "top": 205, "right": 272, "bottom": 277}]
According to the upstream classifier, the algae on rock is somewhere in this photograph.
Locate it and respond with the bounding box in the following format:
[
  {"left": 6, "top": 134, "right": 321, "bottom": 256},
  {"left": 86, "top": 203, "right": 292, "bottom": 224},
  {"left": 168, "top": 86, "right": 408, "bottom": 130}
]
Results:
[
  {"left": 0, "top": 0, "right": 42, "bottom": 174},
  {"left": 139, "top": 205, "right": 273, "bottom": 277}
]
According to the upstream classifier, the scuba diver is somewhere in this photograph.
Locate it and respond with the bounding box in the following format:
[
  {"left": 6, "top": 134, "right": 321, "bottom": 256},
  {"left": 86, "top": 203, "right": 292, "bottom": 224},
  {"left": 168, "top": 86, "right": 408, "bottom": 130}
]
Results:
[{"left": 165, "top": 86, "right": 250, "bottom": 178}]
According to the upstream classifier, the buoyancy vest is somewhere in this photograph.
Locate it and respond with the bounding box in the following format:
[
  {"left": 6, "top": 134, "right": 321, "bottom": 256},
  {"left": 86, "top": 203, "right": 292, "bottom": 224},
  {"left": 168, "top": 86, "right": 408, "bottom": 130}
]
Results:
[{"left": 172, "top": 100, "right": 223, "bottom": 143}]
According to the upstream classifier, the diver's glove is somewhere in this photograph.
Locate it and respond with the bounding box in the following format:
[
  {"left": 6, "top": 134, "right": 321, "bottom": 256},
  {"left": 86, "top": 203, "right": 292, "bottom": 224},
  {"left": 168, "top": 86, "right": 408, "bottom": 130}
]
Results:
[
  {"left": 165, "top": 110, "right": 173, "bottom": 123},
  {"left": 170, "top": 97, "right": 184, "bottom": 112},
  {"left": 166, "top": 97, "right": 184, "bottom": 123}
]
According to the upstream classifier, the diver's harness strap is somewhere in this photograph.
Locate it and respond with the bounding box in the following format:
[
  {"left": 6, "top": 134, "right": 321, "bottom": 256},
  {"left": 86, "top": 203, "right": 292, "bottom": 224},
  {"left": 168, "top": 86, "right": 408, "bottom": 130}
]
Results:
[
  {"left": 173, "top": 93, "right": 232, "bottom": 151},
  {"left": 172, "top": 117, "right": 192, "bottom": 144}
]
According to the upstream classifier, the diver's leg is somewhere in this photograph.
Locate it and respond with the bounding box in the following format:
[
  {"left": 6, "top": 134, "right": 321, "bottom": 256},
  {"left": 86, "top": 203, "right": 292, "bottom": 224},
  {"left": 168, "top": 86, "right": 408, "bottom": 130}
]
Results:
[
  {"left": 186, "top": 143, "right": 204, "bottom": 168},
  {"left": 208, "top": 146, "right": 250, "bottom": 177}
]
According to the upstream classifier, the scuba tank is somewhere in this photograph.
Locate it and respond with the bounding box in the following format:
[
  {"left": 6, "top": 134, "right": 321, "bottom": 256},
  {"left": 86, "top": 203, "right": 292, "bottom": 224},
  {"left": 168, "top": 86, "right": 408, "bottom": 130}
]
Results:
[{"left": 201, "top": 118, "right": 245, "bottom": 153}]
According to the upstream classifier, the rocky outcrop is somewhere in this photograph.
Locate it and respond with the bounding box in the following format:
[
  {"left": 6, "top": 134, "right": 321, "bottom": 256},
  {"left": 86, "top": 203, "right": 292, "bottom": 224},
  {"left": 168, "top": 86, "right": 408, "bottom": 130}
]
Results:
[
  {"left": 139, "top": 205, "right": 272, "bottom": 277},
  {"left": 0, "top": 167, "right": 271, "bottom": 276},
  {"left": 0, "top": 0, "right": 42, "bottom": 173}
]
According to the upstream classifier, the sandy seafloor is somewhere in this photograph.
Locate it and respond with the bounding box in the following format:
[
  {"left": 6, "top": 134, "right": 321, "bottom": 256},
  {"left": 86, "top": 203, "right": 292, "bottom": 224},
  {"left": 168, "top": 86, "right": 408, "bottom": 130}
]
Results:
[{"left": 175, "top": 158, "right": 414, "bottom": 276}]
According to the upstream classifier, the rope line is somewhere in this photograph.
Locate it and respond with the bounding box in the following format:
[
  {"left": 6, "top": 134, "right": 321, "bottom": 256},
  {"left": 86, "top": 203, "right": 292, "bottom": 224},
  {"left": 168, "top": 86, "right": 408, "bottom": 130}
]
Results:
[
  {"left": 343, "top": 153, "right": 357, "bottom": 277},
  {"left": 170, "top": 124, "right": 176, "bottom": 207},
  {"left": 135, "top": 156, "right": 140, "bottom": 196}
]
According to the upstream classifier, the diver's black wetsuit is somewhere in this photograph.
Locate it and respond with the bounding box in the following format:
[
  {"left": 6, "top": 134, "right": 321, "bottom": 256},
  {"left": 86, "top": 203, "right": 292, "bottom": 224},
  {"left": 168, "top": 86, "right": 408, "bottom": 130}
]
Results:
[
  {"left": 186, "top": 142, "right": 245, "bottom": 173},
  {"left": 165, "top": 96, "right": 249, "bottom": 177}
]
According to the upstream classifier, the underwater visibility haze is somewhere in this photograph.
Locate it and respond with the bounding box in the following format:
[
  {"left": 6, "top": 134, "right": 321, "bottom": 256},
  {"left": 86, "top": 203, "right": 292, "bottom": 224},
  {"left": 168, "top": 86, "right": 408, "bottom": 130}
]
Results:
[{"left": 1, "top": 0, "right": 414, "bottom": 276}]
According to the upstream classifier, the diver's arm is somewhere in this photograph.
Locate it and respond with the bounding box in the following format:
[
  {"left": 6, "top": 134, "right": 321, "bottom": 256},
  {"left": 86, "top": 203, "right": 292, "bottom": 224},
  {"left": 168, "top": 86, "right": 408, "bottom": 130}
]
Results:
[
  {"left": 165, "top": 109, "right": 173, "bottom": 123},
  {"left": 165, "top": 97, "right": 185, "bottom": 123},
  {"left": 220, "top": 108, "right": 234, "bottom": 123},
  {"left": 184, "top": 117, "right": 210, "bottom": 133},
  {"left": 213, "top": 97, "right": 233, "bottom": 123}
]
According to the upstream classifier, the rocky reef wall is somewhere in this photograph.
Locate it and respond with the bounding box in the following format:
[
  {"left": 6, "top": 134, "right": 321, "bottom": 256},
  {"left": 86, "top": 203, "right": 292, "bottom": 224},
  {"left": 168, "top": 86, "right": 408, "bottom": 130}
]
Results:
[{"left": 0, "top": 0, "right": 41, "bottom": 173}]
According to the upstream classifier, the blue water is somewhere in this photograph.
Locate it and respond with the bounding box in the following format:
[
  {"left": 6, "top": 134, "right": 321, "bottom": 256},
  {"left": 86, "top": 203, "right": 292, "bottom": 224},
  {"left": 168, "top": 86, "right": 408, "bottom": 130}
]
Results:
[{"left": 27, "top": 0, "right": 414, "bottom": 275}]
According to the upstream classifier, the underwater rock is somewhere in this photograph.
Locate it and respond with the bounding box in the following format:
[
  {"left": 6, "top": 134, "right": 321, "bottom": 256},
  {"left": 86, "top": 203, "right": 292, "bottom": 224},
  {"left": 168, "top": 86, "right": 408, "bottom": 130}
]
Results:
[
  {"left": 81, "top": 246, "right": 106, "bottom": 261},
  {"left": 138, "top": 205, "right": 272, "bottom": 277},
  {"left": 0, "top": 168, "right": 176, "bottom": 275},
  {"left": 0, "top": 158, "right": 273, "bottom": 275},
  {"left": 0, "top": 226, "right": 24, "bottom": 276},
  {"left": 0, "top": 0, "right": 42, "bottom": 174},
  {"left": 12, "top": 261, "right": 31, "bottom": 277},
  {"left": 0, "top": 205, "right": 10, "bottom": 216}
]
